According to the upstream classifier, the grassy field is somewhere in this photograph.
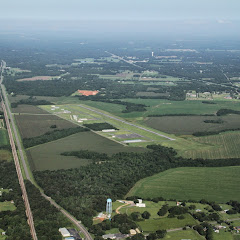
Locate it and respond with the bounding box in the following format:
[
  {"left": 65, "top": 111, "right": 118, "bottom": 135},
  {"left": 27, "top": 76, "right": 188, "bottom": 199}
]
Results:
[
  {"left": 119, "top": 201, "right": 176, "bottom": 218},
  {"left": 138, "top": 213, "right": 197, "bottom": 232},
  {"left": 0, "top": 129, "right": 9, "bottom": 146},
  {"left": 27, "top": 131, "right": 147, "bottom": 171},
  {"left": 163, "top": 229, "right": 205, "bottom": 240},
  {"left": 144, "top": 115, "right": 240, "bottom": 135},
  {"left": 0, "top": 150, "right": 12, "bottom": 161},
  {"left": 127, "top": 166, "right": 240, "bottom": 203},
  {"left": 183, "top": 131, "right": 240, "bottom": 159},
  {"left": 15, "top": 114, "right": 78, "bottom": 138},
  {"left": 0, "top": 201, "right": 16, "bottom": 212},
  {"left": 213, "top": 230, "right": 234, "bottom": 240}
]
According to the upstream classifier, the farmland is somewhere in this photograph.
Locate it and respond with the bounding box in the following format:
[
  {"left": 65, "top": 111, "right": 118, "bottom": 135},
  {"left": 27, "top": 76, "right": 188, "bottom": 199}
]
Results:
[
  {"left": 127, "top": 166, "right": 240, "bottom": 203},
  {"left": 144, "top": 115, "right": 240, "bottom": 135},
  {"left": 15, "top": 113, "right": 78, "bottom": 138},
  {"left": 27, "top": 131, "right": 147, "bottom": 171},
  {"left": 12, "top": 104, "right": 48, "bottom": 114},
  {"left": 183, "top": 131, "right": 240, "bottom": 159}
]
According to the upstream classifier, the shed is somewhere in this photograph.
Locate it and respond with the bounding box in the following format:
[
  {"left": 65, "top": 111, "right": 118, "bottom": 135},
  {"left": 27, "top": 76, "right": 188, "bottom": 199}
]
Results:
[{"left": 59, "top": 228, "right": 71, "bottom": 237}]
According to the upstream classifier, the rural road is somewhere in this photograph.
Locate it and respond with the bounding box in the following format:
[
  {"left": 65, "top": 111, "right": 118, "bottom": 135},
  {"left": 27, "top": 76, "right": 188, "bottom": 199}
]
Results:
[
  {"left": 41, "top": 193, "right": 93, "bottom": 240},
  {"left": 78, "top": 104, "right": 175, "bottom": 141},
  {"left": 115, "top": 201, "right": 134, "bottom": 214}
]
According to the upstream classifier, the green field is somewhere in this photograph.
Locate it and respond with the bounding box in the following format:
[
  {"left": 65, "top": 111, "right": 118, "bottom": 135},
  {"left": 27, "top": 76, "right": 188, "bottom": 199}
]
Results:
[
  {"left": 183, "top": 131, "right": 240, "bottom": 159},
  {"left": 0, "top": 150, "right": 12, "bottom": 161},
  {"left": 138, "top": 213, "right": 197, "bottom": 232},
  {"left": 27, "top": 131, "right": 147, "bottom": 171},
  {"left": 0, "top": 129, "right": 9, "bottom": 146},
  {"left": 213, "top": 230, "right": 234, "bottom": 240},
  {"left": 127, "top": 166, "right": 240, "bottom": 203},
  {"left": 163, "top": 229, "right": 205, "bottom": 240},
  {"left": 118, "top": 201, "right": 176, "bottom": 218},
  {"left": 15, "top": 113, "right": 78, "bottom": 138},
  {"left": 0, "top": 201, "right": 16, "bottom": 212},
  {"left": 145, "top": 115, "right": 240, "bottom": 135}
]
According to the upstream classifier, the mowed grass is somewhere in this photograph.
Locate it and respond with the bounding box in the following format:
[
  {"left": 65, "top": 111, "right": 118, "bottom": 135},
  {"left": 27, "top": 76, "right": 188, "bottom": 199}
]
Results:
[
  {"left": 183, "top": 131, "right": 240, "bottom": 159},
  {"left": 127, "top": 167, "right": 240, "bottom": 203},
  {"left": 0, "top": 130, "right": 9, "bottom": 146},
  {"left": 138, "top": 213, "right": 197, "bottom": 232},
  {"left": 15, "top": 114, "right": 78, "bottom": 138},
  {"left": 0, "top": 202, "right": 16, "bottom": 211},
  {"left": 27, "top": 131, "right": 147, "bottom": 171},
  {"left": 163, "top": 229, "right": 205, "bottom": 240},
  {"left": 144, "top": 115, "right": 240, "bottom": 135}
]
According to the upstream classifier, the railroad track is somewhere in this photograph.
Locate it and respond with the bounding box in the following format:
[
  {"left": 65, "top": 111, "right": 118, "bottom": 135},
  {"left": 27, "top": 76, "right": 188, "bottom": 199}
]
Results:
[{"left": 0, "top": 93, "right": 38, "bottom": 240}]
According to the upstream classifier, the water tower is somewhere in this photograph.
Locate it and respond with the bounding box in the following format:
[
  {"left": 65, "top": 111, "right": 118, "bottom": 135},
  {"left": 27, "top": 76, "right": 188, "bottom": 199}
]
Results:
[{"left": 106, "top": 198, "right": 112, "bottom": 218}]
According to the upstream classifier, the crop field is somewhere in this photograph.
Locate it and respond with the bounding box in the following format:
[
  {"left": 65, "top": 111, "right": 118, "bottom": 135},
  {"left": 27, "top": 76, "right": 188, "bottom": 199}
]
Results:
[
  {"left": 27, "top": 131, "right": 147, "bottom": 171},
  {"left": 183, "top": 131, "right": 240, "bottom": 159},
  {"left": 12, "top": 104, "right": 48, "bottom": 114},
  {"left": 127, "top": 166, "right": 240, "bottom": 203},
  {"left": 138, "top": 213, "right": 197, "bottom": 232},
  {"left": 144, "top": 115, "right": 240, "bottom": 135},
  {"left": 15, "top": 114, "right": 78, "bottom": 138}
]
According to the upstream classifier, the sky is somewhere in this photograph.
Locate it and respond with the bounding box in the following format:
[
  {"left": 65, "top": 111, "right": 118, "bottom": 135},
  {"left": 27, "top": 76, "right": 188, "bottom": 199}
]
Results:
[
  {"left": 1, "top": 0, "right": 239, "bottom": 21},
  {"left": 0, "top": 0, "right": 239, "bottom": 39}
]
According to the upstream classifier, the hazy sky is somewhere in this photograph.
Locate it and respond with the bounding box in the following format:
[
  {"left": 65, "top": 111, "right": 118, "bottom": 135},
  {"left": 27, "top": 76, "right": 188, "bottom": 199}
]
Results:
[{"left": 1, "top": 0, "right": 239, "bottom": 21}]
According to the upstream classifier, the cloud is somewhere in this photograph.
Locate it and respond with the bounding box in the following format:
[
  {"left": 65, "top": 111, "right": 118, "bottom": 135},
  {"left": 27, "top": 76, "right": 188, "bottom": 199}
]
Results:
[{"left": 217, "top": 19, "right": 232, "bottom": 24}]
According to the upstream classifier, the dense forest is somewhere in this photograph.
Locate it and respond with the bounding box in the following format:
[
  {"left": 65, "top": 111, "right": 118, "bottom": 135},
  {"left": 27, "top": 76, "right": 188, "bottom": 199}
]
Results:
[{"left": 34, "top": 145, "right": 240, "bottom": 231}]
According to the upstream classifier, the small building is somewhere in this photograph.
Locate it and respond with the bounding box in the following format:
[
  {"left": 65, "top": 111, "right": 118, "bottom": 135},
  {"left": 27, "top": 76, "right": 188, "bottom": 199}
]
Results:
[
  {"left": 102, "top": 234, "right": 116, "bottom": 239},
  {"left": 65, "top": 238, "right": 75, "bottom": 240},
  {"left": 136, "top": 199, "right": 146, "bottom": 208},
  {"left": 102, "top": 129, "right": 116, "bottom": 133},
  {"left": 130, "top": 229, "right": 136, "bottom": 235},
  {"left": 195, "top": 209, "right": 202, "bottom": 212},
  {"left": 176, "top": 201, "right": 182, "bottom": 206},
  {"left": 59, "top": 228, "right": 71, "bottom": 237}
]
